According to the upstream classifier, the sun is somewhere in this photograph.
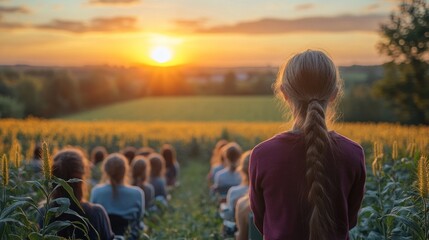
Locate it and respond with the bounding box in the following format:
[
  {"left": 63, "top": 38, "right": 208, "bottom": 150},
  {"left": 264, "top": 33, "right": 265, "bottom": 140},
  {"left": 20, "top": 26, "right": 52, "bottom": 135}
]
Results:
[{"left": 150, "top": 46, "right": 173, "bottom": 64}]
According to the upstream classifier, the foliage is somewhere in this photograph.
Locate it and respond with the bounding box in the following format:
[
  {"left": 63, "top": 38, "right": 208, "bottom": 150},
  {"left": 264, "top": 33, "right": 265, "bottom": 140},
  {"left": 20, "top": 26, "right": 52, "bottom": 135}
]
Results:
[
  {"left": 0, "top": 143, "right": 96, "bottom": 240},
  {"left": 375, "top": 0, "right": 429, "bottom": 124},
  {"left": 0, "top": 119, "right": 428, "bottom": 239},
  {"left": 147, "top": 162, "right": 222, "bottom": 239},
  {"left": 0, "top": 95, "right": 24, "bottom": 119}
]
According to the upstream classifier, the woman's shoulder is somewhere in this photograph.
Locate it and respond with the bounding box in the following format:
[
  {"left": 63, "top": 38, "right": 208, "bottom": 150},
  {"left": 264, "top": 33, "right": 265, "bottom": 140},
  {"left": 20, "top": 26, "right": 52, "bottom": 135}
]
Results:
[
  {"left": 252, "top": 131, "right": 301, "bottom": 157},
  {"left": 91, "top": 184, "right": 109, "bottom": 194},
  {"left": 143, "top": 182, "right": 155, "bottom": 190},
  {"left": 331, "top": 132, "right": 363, "bottom": 150},
  {"left": 330, "top": 132, "right": 364, "bottom": 155},
  {"left": 81, "top": 202, "right": 108, "bottom": 215},
  {"left": 124, "top": 185, "right": 144, "bottom": 195}
]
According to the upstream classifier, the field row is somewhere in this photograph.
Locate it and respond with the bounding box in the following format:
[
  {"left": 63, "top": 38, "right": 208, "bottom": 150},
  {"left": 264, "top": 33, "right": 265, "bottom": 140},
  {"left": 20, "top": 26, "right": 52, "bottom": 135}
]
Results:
[{"left": 0, "top": 119, "right": 428, "bottom": 160}]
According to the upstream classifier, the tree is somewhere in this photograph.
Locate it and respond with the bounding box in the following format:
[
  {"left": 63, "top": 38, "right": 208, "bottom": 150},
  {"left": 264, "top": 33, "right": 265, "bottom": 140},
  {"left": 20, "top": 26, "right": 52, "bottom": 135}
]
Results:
[
  {"left": 375, "top": 0, "right": 429, "bottom": 124},
  {"left": 223, "top": 71, "right": 237, "bottom": 95}
]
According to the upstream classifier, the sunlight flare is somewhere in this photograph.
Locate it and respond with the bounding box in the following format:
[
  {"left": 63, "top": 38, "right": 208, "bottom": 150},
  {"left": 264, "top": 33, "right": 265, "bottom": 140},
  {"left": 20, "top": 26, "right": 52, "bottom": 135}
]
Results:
[{"left": 150, "top": 46, "right": 173, "bottom": 64}]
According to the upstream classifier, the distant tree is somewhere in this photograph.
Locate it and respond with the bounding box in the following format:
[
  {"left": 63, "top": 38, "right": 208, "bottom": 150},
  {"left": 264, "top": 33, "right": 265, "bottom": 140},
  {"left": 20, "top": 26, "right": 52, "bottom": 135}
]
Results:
[
  {"left": 252, "top": 71, "right": 276, "bottom": 95},
  {"left": 0, "top": 95, "right": 24, "bottom": 118},
  {"left": 14, "top": 78, "right": 43, "bottom": 117},
  {"left": 223, "top": 71, "right": 237, "bottom": 95},
  {"left": 374, "top": 0, "right": 429, "bottom": 124}
]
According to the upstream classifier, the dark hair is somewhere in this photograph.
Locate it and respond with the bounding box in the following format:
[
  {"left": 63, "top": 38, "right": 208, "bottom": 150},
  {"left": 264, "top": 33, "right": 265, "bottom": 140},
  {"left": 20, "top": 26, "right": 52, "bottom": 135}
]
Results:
[
  {"left": 148, "top": 153, "right": 165, "bottom": 178},
  {"left": 52, "top": 148, "right": 88, "bottom": 202},
  {"left": 122, "top": 146, "right": 137, "bottom": 164},
  {"left": 103, "top": 153, "right": 128, "bottom": 197},
  {"left": 33, "top": 143, "right": 42, "bottom": 160},
  {"left": 90, "top": 146, "right": 107, "bottom": 165},
  {"left": 161, "top": 144, "right": 176, "bottom": 169},
  {"left": 131, "top": 156, "right": 150, "bottom": 186},
  {"left": 136, "top": 147, "right": 155, "bottom": 157},
  {"left": 222, "top": 142, "right": 242, "bottom": 172}
]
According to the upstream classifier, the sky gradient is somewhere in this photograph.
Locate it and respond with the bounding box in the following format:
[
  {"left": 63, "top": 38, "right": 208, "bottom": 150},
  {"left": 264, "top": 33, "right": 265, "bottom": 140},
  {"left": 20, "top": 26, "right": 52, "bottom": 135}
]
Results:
[{"left": 0, "top": 0, "right": 400, "bottom": 67}]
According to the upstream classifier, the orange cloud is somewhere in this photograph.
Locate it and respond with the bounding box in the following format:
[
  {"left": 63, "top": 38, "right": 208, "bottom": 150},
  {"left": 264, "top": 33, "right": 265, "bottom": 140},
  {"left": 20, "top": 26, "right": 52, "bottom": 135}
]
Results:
[
  {"left": 195, "top": 14, "right": 388, "bottom": 34},
  {"left": 0, "top": 6, "right": 30, "bottom": 14},
  {"left": 173, "top": 18, "right": 208, "bottom": 28},
  {"left": 36, "top": 17, "right": 139, "bottom": 33},
  {"left": 295, "top": 3, "right": 315, "bottom": 11},
  {"left": 0, "top": 5, "right": 30, "bottom": 30},
  {"left": 365, "top": 3, "right": 380, "bottom": 11},
  {"left": 89, "top": 0, "right": 140, "bottom": 5}
]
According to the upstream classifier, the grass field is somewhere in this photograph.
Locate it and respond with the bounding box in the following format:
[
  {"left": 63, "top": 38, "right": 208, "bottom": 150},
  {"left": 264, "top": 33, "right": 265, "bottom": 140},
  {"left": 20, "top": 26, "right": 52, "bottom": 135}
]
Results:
[{"left": 64, "top": 96, "right": 284, "bottom": 122}]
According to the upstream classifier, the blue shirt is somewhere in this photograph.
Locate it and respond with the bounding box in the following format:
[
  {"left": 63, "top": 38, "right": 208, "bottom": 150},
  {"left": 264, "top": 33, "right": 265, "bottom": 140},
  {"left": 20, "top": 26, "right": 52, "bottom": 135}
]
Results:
[
  {"left": 150, "top": 177, "right": 167, "bottom": 199},
  {"left": 214, "top": 168, "right": 242, "bottom": 189},
  {"left": 90, "top": 184, "right": 144, "bottom": 222}
]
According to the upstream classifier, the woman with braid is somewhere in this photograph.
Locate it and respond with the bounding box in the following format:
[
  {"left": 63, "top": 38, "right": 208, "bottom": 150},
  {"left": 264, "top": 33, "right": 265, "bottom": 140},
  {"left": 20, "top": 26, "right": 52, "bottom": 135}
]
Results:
[{"left": 249, "top": 50, "right": 366, "bottom": 240}]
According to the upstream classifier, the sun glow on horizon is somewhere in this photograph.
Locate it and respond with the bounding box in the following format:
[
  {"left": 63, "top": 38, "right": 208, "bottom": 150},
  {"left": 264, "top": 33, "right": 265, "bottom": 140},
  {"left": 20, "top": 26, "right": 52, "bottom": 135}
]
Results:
[{"left": 150, "top": 46, "right": 173, "bottom": 64}]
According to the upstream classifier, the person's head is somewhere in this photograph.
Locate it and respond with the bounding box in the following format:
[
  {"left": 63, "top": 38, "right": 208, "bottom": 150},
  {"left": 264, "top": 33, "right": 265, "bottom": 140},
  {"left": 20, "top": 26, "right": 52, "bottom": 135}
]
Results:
[
  {"left": 211, "top": 140, "right": 228, "bottom": 167},
  {"left": 275, "top": 50, "right": 340, "bottom": 240},
  {"left": 222, "top": 142, "right": 242, "bottom": 172},
  {"left": 122, "top": 146, "right": 137, "bottom": 164},
  {"left": 52, "top": 148, "right": 88, "bottom": 202},
  {"left": 238, "top": 151, "right": 251, "bottom": 185},
  {"left": 33, "top": 143, "right": 42, "bottom": 160},
  {"left": 136, "top": 147, "right": 155, "bottom": 157},
  {"left": 275, "top": 49, "right": 341, "bottom": 129},
  {"left": 148, "top": 153, "right": 165, "bottom": 178},
  {"left": 90, "top": 146, "right": 107, "bottom": 165},
  {"left": 131, "top": 156, "right": 150, "bottom": 186},
  {"left": 161, "top": 144, "right": 176, "bottom": 169},
  {"left": 102, "top": 153, "right": 129, "bottom": 197}
]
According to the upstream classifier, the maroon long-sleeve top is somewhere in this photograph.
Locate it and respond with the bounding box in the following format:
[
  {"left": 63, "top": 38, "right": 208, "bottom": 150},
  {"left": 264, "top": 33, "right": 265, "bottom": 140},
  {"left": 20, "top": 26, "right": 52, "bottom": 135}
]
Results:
[{"left": 249, "top": 131, "right": 366, "bottom": 240}]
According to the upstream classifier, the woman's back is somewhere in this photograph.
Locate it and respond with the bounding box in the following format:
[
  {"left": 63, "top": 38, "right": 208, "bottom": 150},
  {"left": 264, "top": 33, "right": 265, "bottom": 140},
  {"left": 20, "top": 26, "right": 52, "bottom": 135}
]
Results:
[
  {"left": 151, "top": 177, "right": 167, "bottom": 198},
  {"left": 250, "top": 131, "right": 365, "bottom": 240},
  {"left": 140, "top": 182, "right": 155, "bottom": 209},
  {"left": 90, "top": 184, "right": 144, "bottom": 221},
  {"left": 215, "top": 168, "right": 242, "bottom": 188}
]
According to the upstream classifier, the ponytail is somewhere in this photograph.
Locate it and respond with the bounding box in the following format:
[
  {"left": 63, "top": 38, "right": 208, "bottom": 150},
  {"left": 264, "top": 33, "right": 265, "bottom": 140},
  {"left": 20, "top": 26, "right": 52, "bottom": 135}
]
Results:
[{"left": 303, "top": 100, "right": 335, "bottom": 240}]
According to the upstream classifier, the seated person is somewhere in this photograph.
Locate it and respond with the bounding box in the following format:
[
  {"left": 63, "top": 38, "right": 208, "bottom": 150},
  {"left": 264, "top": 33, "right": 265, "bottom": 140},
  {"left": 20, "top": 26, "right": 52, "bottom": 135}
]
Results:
[
  {"left": 131, "top": 156, "right": 155, "bottom": 210},
  {"left": 38, "top": 148, "right": 114, "bottom": 240},
  {"left": 90, "top": 153, "right": 144, "bottom": 238},
  {"left": 148, "top": 153, "right": 168, "bottom": 205},
  {"left": 212, "top": 142, "right": 242, "bottom": 200},
  {"left": 221, "top": 150, "right": 251, "bottom": 221}
]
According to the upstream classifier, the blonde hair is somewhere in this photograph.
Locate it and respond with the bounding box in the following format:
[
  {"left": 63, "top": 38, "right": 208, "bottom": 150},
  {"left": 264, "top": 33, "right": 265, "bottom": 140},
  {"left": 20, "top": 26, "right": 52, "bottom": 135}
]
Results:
[
  {"left": 274, "top": 49, "right": 341, "bottom": 240},
  {"left": 102, "top": 153, "right": 129, "bottom": 197},
  {"left": 222, "top": 142, "right": 242, "bottom": 172},
  {"left": 211, "top": 140, "right": 228, "bottom": 167},
  {"left": 238, "top": 150, "right": 251, "bottom": 185},
  {"left": 131, "top": 156, "right": 150, "bottom": 186}
]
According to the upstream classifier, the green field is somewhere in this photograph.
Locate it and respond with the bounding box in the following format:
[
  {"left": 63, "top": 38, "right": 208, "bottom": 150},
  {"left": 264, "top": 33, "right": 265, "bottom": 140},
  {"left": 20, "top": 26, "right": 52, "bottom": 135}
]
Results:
[{"left": 64, "top": 96, "right": 284, "bottom": 121}]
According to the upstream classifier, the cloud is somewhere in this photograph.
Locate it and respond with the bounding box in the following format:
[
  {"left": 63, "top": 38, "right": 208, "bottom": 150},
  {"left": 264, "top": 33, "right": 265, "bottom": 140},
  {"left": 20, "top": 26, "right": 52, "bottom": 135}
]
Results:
[
  {"left": 0, "top": 21, "right": 27, "bottom": 29},
  {"left": 295, "top": 3, "right": 315, "bottom": 11},
  {"left": 0, "top": 6, "right": 30, "bottom": 30},
  {"left": 173, "top": 18, "right": 208, "bottom": 28},
  {"left": 89, "top": 0, "right": 140, "bottom": 5},
  {"left": 365, "top": 3, "right": 380, "bottom": 11},
  {"left": 36, "top": 16, "right": 139, "bottom": 33},
  {"left": 0, "top": 6, "right": 30, "bottom": 14},
  {"left": 194, "top": 14, "right": 388, "bottom": 34}
]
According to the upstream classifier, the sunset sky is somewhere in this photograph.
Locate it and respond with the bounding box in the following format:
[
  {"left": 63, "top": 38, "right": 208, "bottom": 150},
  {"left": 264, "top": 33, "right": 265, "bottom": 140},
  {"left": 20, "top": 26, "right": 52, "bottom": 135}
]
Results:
[{"left": 0, "top": 0, "right": 399, "bottom": 67}]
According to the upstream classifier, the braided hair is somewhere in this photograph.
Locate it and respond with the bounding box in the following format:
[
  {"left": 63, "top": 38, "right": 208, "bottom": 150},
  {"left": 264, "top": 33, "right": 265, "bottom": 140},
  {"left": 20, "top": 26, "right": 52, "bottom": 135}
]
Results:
[{"left": 275, "top": 49, "right": 341, "bottom": 240}]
